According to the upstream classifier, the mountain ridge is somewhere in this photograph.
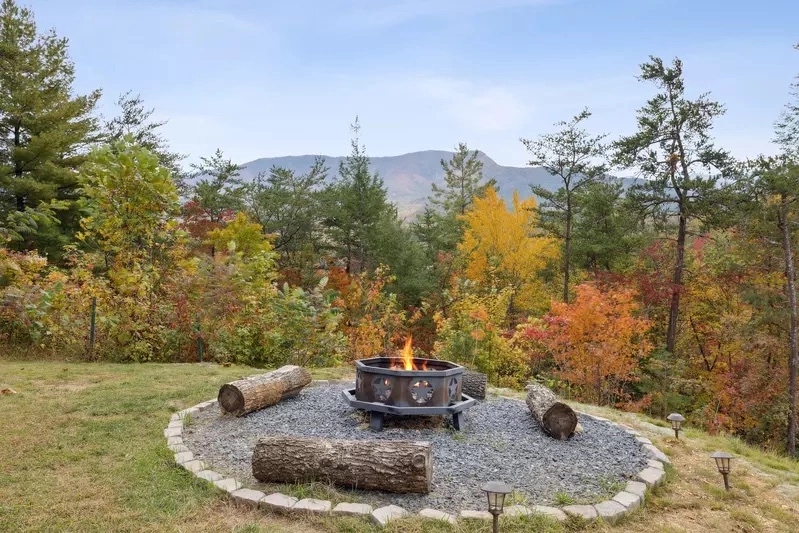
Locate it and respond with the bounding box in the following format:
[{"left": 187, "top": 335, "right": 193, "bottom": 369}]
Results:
[{"left": 237, "top": 150, "right": 593, "bottom": 217}]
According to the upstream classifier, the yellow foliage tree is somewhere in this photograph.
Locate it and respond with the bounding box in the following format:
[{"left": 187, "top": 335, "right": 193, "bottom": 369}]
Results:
[{"left": 458, "top": 186, "right": 559, "bottom": 313}]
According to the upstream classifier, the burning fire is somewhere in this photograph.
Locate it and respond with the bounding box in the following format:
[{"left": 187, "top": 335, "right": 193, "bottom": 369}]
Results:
[{"left": 392, "top": 336, "right": 427, "bottom": 371}]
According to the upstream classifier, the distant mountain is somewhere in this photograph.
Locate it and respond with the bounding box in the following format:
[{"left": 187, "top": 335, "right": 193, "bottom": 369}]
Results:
[{"left": 238, "top": 151, "right": 586, "bottom": 218}]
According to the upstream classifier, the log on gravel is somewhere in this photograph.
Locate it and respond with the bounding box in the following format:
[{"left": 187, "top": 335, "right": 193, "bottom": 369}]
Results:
[
  {"left": 218, "top": 365, "right": 312, "bottom": 416},
  {"left": 525, "top": 382, "right": 578, "bottom": 440},
  {"left": 252, "top": 436, "right": 432, "bottom": 493},
  {"left": 462, "top": 370, "right": 487, "bottom": 400}
]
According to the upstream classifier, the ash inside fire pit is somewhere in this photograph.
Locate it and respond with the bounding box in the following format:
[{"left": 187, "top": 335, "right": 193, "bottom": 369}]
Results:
[{"left": 183, "top": 382, "right": 650, "bottom": 514}]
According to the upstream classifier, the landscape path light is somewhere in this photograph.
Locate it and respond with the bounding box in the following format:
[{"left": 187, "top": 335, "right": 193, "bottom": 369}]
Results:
[
  {"left": 710, "top": 451, "right": 734, "bottom": 490},
  {"left": 481, "top": 481, "right": 513, "bottom": 533},
  {"left": 667, "top": 413, "right": 686, "bottom": 439}
]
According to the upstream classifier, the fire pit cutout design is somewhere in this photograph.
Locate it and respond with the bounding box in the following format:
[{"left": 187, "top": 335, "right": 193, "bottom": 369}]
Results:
[
  {"left": 342, "top": 355, "right": 476, "bottom": 431},
  {"left": 372, "top": 377, "right": 393, "bottom": 401},
  {"left": 448, "top": 377, "right": 459, "bottom": 401},
  {"left": 409, "top": 380, "right": 433, "bottom": 404}
]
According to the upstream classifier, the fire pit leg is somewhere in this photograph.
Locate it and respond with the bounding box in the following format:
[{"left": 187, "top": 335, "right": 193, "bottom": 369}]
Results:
[
  {"left": 369, "top": 411, "right": 384, "bottom": 432},
  {"left": 452, "top": 412, "right": 465, "bottom": 431}
]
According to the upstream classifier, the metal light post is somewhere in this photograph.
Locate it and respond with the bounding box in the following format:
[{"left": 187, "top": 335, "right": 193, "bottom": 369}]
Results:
[
  {"left": 667, "top": 413, "right": 686, "bottom": 439},
  {"left": 482, "top": 481, "right": 512, "bottom": 533},
  {"left": 710, "top": 451, "right": 734, "bottom": 490}
]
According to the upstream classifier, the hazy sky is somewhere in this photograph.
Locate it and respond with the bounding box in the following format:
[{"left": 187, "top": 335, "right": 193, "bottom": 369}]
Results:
[{"left": 30, "top": 0, "right": 799, "bottom": 167}]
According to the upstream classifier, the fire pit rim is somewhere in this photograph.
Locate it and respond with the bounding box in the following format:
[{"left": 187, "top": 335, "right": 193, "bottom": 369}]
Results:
[{"left": 355, "top": 356, "right": 464, "bottom": 377}]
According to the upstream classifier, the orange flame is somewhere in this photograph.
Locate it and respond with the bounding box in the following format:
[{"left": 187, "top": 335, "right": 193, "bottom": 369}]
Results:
[
  {"left": 401, "top": 336, "right": 414, "bottom": 370},
  {"left": 392, "top": 336, "right": 427, "bottom": 371}
]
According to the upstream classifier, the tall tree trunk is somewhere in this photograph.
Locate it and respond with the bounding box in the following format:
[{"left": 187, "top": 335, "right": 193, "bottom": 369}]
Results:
[
  {"left": 780, "top": 200, "right": 798, "bottom": 456},
  {"left": 14, "top": 122, "right": 24, "bottom": 212},
  {"left": 563, "top": 197, "right": 572, "bottom": 303},
  {"left": 666, "top": 213, "right": 687, "bottom": 353}
]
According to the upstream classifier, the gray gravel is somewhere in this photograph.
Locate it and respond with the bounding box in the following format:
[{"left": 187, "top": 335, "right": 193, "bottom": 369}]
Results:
[{"left": 183, "top": 382, "right": 648, "bottom": 513}]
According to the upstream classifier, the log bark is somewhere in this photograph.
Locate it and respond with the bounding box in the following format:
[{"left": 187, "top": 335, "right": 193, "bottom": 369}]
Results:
[
  {"left": 252, "top": 436, "right": 432, "bottom": 493},
  {"left": 525, "top": 382, "right": 577, "bottom": 440},
  {"left": 218, "top": 365, "right": 312, "bottom": 416},
  {"left": 462, "top": 370, "right": 487, "bottom": 400}
]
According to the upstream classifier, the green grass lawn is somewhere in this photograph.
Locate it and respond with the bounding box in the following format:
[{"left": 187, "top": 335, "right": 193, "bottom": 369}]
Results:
[{"left": 1, "top": 360, "right": 798, "bottom": 532}]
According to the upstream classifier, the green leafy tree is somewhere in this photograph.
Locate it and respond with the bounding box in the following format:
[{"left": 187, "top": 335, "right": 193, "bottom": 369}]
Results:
[
  {"left": 78, "top": 137, "right": 181, "bottom": 267},
  {"left": 185, "top": 149, "right": 244, "bottom": 256},
  {"left": 77, "top": 137, "right": 185, "bottom": 361},
  {"left": 323, "top": 117, "right": 389, "bottom": 274},
  {"left": 0, "top": 0, "right": 101, "bottom": 256},
  {"left": 739, "top": 156, "right": 799, "bottom": 456},
  {"left": 373, "top": 207, "right": 432, "bottom": 305},
  {"left": 773, "top": 45, "right": 799, "bottom": 455},
  {"left": 245, "top": 158, "right": 327, "bottom": 275},
  {"left": 412, "top": 205, "right": 447, "bottom": 262},
  {"left": 521, "top": 108, "right": 607, "bottom": 302},
  {"left": 571, "top": 179, "right": 645, "bottom": 273},
  {"left": 104, "top": 91, "right": 186, "bottom": 189},
  {"left": 613, "top": 56, "right": 733, "bottom": 354}
]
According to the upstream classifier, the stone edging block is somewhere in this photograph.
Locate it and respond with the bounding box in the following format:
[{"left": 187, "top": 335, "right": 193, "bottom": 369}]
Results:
[
  {"left": 418, "top": 508, "right": 456, "bottom": 524},
  {"left": 293, "top": 498, "right": 332, "bottom": 514},
  {"left": 164, "top": 383, "right": 674, "bottom": 528}
]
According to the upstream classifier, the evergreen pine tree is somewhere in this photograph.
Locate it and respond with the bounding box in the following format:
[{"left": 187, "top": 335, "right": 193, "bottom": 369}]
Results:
[
  {"left": 0, "top": 0, "right": 101, "bottom": 256},
  {"left": 323, "top": 117, "right": 389, "bottom": 274},
  {"left": 427, "top": 143, "right": 488, "bottom": 251},
  {"left": 521, "top": 108, "right": 607, "bottom": 302},
  {"left": 613, "top": 56, "right": 733, "bottom": 354}
]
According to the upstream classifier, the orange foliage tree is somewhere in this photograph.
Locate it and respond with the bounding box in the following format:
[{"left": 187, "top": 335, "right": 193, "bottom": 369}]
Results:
[{"left": 532, "top": 283, "right": 652, "bottom": 405}]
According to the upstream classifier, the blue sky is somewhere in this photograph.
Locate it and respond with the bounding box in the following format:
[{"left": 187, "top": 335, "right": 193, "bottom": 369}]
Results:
[{"left": 30, "top": 0, "right": 799, "bottom": 167}]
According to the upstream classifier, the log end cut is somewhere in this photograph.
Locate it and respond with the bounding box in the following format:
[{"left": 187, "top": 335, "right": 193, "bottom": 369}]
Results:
[
  {"left": 218, "top": 383, "right": 245, "bottom": 415},
  {"left": 542, "top": 402, "right": 578, "bottom": 440},
  {"left": 525, "top": 382, "right": 578, "bottom": 440}
]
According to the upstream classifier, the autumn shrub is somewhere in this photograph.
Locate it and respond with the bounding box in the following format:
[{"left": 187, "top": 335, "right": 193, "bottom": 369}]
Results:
[
  {"left": 433, "top": 281, "right": 530, "bottom": 387},
  {"left": 333, "top": 265, "right": 406, "bottom": 360},
  {"left": 525, "top": 283, "right": 652, "bottom": 405},
  {"left": 1, "top": 142, "right": 348, "bottom": 367}
]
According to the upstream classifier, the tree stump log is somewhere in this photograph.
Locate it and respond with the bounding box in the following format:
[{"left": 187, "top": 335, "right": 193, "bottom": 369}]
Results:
[
  {"left": 525, "top": 382, "right": 577, "bottom": 440},
  {"left": 252, "top": 436, "right": 432, "bottom": 493},
  {"left": 218, "top": 365, "right": 312, "bottom": 416},
  {"left": 462, "top": 370, "right": 487, "bottom": 400}
]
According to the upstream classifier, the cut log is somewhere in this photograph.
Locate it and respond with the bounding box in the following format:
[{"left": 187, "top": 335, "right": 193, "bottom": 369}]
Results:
[
  {"left": 525, "top": 382, "right": 578, "bottom": 440},
  {"left": 252, "top": 436, "right": 432, "bottom": 493},
  {"left": 462, "top": 370, "right": 487, "bottom": 400},
  {"left": 218, "top": 365, "right": 312, "bottom": 416}
]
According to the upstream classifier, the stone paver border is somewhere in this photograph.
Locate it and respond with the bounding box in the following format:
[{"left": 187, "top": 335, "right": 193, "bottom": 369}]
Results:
[{"left": 166, "top": 381, "right": 671, "bottom": 528}]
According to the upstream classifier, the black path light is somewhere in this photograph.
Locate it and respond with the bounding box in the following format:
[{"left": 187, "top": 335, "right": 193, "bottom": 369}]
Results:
[
  {"left": 710, "top": 451, "right": 734, "bottom": 490},
  {"left": 482, "top": 481, "right": 513, "bottom": 533},
  {"left": 667, "top": 413, "right": 686, "bottom": 439}
]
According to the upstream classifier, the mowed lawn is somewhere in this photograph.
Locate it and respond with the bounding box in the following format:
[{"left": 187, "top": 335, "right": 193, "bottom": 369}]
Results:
[{"left": 1, "top": 360, "right": 798, "bottom": 533}]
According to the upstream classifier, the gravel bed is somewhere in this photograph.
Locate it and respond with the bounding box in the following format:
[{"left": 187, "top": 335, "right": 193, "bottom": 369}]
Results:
[{"left": 183, "top": 382, "right": 649, "bottom": 513}]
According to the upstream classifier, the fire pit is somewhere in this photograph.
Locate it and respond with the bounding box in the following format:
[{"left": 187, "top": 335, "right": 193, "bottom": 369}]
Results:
[{"left": 342, "top": 341, "right": 475, "bottom": 431}]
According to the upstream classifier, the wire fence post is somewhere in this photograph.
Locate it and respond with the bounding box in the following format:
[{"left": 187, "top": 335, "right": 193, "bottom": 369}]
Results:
[
  {"left": 89, "top": 297, "right": 97, "bottom": 352},
  {"left": 196, "top": 318, "right": 203, "bottom": 363}
]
